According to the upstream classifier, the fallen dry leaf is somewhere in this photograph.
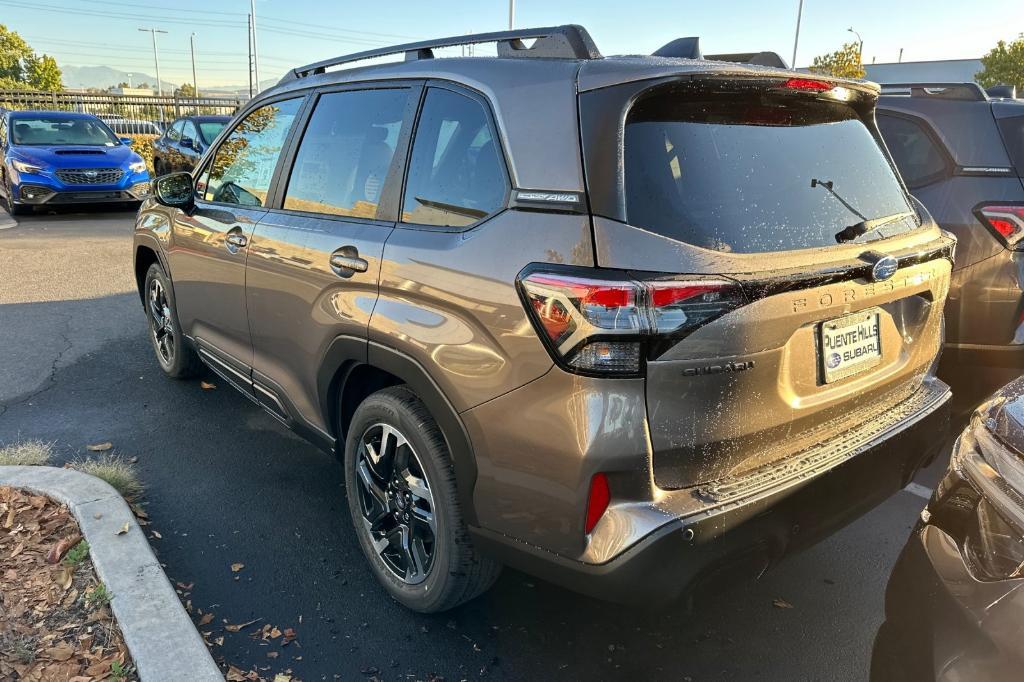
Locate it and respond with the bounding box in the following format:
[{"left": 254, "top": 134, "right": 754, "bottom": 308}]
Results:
[
  {"left": 266, "top": 651, "right": 279, "bottom": 659},
  {"left": 231, "top": 562, "right": 245, "bottom": 572},
  {"left": 151, "top": 530, "right": 162, "bottom": 539},
  {"left": 773, "top": 598, "right": 794, "bottom": 609},
  {"left": 226, "top": 665, "right": 248, "bottom": 681},
  {"left": 3, "top": 506, "right": 14, "bottom": 529},
  {"left": 86, "top": 442, "right": 112, "bottom": 452},
  {"left": 44, "top": 641, "right": 75, "bottom": 661},
  {"left": 57, "top": 565, "right": 74, "bottom": 590},
  {"left": 9, "top": 541, "right": 25, "bottom": 558},
  {"left": 269, "top": 626, "right": 282, "bottom": 639},
  {"left": 199, "top": 612, "right": 215, "bottom": 626},
  {"left": 273, "top": 674, "right": 292, "bottom": 682},
  {"left": 116, "top": 521, "right": 130, "bottom": 536},
  {"left": 201, "top": 381, "right": 217, "bottom": 390},
  {"left": 224, "top": 618, "right": 260, "bottom": 632},
  {"left": 46, "top": 534, "right": 82, "bottom": 564}
]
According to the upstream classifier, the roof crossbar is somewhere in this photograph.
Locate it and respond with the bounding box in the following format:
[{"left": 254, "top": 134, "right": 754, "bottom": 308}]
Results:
[
  {"left": 280, "top": 25, "right": 601, "bottom": 83},
  {"left": 878, "top": 82, "right": 987, "bottom": 101}
]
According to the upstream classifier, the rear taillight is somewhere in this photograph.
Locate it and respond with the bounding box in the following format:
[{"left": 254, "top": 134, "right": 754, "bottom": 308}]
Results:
[
  {"left": 975, "top": 204, "right": 1024, "bottom": 249},
  {"left": 780, "top": 77, "right": 834, "bottom": 92},
  {"left": 518, "top": 267, "right": 745, "bottom": 376}
]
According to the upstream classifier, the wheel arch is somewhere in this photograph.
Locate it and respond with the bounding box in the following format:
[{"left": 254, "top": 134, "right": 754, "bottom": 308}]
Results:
[
  {"left": 319, "top": 337, "right": 480, "bottom": 526},
  {"left": 133, "top": 238, "right": 169, "bottom": 306}
]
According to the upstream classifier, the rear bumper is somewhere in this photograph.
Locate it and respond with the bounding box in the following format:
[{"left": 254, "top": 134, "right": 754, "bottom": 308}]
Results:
[{"left": 471, "top": 379, "right": 950, "bottom": 605}]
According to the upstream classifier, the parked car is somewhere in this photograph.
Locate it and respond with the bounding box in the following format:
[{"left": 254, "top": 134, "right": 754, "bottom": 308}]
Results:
[
  {"left": 1, "top": 110, "right": 152, "bottom": 215},
  {"left": 105, "top": 119, "right": 163, "bottom": 136},
  {"left": 872, "top": 375, "right": 1024, "bottom": 681},
  {"left": 152, "top": 115, "right": 230, "bottom": 175},
  {"left": 876, "top": 84, "right": 1024, "bottom": 383},
  {"left": 133, "top": 25, "right": 954, "bottom": 613}
]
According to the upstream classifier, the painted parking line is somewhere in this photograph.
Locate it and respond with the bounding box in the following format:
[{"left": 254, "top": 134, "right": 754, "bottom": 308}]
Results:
[{"left": 903, "top": 482, "right": 933, "bottom": 500}]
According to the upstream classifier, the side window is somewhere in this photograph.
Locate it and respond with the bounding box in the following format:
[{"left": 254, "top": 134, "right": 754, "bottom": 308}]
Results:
[
  {"left": 402, "top": 88, "right": 508, "bottom": 228},
  {"left": 203, "top": 98, "right": 302, "bottom": 207},
  {"left": 877, "top": 113, "right": 949, "bottom": 187},
  {"left": 181, "top": 120, "right": 199, "bottom": 143},
  {"left": 166, "top": 120, "right": 183, "bottom": 142},
  {"left": 283, "top": 88, "right": 407, "bottom": 219}
]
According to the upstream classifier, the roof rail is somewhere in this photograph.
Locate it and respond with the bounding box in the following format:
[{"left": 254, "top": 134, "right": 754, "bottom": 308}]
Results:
[
  {"left": 706, "top": 51, "right": 789, "bottom": 68},
  {"left": 878, "top": 82, "right": 987, "bottom": 101},
  {"left": 280, "top": 25, "right": 602, "bottom": 83}
]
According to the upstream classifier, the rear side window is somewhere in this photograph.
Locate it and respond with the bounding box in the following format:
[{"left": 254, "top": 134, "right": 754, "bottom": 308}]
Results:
[
  {"left": 203, "top": 98, "right": 302, "bottom": 207},
  {"left": 997, "top": 115, "right": 1024, "bottom": 176},
  {"left": 402, "top": 88, "right": 508, "bottom": 228},
  {"left": 284, "top": 88, "right": 407, "bottom": 219},
  {"left": 181, "top": 120, "right": 199, "bottom": 143},
  {"left": 623, "top": 86, "right": 917, "bottom": 253},
  {"left": 166, "top": 121, "right": 183, "bottom": 142},
  {"left": 877, "top": 114, "right": 949, "bottom": 187}
]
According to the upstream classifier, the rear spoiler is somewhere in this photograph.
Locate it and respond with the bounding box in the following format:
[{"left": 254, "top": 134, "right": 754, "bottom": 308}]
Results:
[{"left": 652, "top": 37, "right": 789, "bottom": 68}]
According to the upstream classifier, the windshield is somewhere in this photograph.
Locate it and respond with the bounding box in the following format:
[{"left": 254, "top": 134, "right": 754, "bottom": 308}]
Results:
[
  {"left": 11, "top": 116, "right": 120, "bottom": 146},
  {"left": 623, "top": 86, "right": 918, "bottom": 253},
  {"left": 198, "top": 121, "right": 227, "bottom": 145}
]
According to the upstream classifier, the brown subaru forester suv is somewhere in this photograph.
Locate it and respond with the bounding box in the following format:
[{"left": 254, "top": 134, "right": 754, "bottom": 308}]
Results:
[{"left": 134, "top": 26, "right": 954, "bottom": 612}]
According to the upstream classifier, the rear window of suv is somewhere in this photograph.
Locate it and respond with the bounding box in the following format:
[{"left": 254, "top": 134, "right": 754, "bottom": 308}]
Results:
[
  {"left": 623, "top": 85, "right": 917, "bottom": 253},
  {"left": 997, "top": 115, "right": 1024, "bottom": 176}
]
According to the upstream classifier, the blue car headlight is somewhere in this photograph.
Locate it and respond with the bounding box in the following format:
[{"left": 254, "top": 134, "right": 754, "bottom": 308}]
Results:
[
  {"left": 128, "top": 160, "right": 147, "bottom": 174},
  {"left": 12, "top": 159, "right": 44, "bottom": 174}
]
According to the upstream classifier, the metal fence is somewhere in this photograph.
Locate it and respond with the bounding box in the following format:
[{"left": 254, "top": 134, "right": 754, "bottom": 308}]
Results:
[{"left": 0, "top": 90, "right": 246, "bottom": 132}]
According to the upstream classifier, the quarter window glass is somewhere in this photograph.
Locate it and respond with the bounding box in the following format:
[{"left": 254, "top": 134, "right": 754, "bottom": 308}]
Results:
[
  {"left": 181, "top": 120, "right": 199, "bottom": 143},
  {"left": 877, "top": 114, "right": 948, "bottom": 186},
  {"left": 284, "top": 89, "right": 407, "bottom": 219},
  {"left": 402, "top": 88, "right": 507, "bottom": 228},
  {"left": 204, "top": 99, "right": 301, "bottom": 207},
  {"left": 166, "top": 121, "right": 183, "bottom": 142}
]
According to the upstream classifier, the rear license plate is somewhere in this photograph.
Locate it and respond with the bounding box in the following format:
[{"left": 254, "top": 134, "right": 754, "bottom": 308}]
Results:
[{"left": 820, "top": 309, "right": 882, "bottom": 383}]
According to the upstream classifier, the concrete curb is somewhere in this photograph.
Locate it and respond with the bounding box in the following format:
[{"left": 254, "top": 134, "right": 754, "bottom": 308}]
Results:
[
  {"left": 0, "top": 213, "right": 16, "bottom": 230},
  {"left": 0, "top": 466, "right": 222, "bottom": 682}
]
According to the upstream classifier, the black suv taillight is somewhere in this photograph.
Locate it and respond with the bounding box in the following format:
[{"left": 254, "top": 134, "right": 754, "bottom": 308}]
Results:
[
  {"left": 975, "top": 203, "right": 1024, "bottom": 249},
  {"left": 517, "top": 266, "right": 746, "bottom": 376}
]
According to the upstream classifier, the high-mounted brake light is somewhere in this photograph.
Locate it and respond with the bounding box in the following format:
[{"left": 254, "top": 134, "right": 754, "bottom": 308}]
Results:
[
  {"left": 975, "top": 204, "right": 1024, "bottom": 249},
  {"left": 780, "top": 77, "right": 833, "bottom": 92},
  {"left": 518, "top": 268, "right": 745, "bottom": 376}
]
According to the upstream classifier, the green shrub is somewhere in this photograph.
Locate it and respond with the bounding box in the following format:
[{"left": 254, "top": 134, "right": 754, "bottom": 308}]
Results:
[{"left": 126, "top": 134, "right": 159, "bottom": 175}]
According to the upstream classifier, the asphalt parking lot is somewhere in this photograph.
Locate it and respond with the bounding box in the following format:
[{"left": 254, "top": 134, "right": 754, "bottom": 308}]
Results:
[{"left": 0, "top": 208, "right": 979, "bottom": 681}]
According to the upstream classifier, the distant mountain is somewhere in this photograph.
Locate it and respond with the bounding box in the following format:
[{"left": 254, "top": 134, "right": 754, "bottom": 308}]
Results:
[{"left": 60, "top": 64, "right": 177, "bottom": 92}]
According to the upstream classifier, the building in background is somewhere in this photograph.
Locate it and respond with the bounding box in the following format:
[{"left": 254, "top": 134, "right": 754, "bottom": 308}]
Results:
[
  {"left": 111, "top": 86, "right": 156, "bottom": 96},
  {"left": 864, "top": 58, "right": 982, "bottom": 83}
]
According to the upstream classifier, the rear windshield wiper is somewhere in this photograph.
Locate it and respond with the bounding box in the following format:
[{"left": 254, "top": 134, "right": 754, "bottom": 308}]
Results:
[
  {"left": 811, "top": 178, "right": 913, "bottom": 243},
  {"left": 834, "top": 211, "right": 915, "bottom": 244}
]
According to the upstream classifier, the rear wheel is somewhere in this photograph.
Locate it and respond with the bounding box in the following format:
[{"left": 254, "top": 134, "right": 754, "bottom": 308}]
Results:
[
  {"left": 143, "top": 263, "right": 201, "bottom": 379},
  {"left": 344, "top": 386, "right": 501, "bottom": 612}
]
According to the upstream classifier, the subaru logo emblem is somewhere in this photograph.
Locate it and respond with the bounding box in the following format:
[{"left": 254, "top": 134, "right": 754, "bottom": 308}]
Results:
[
  {"left": 827, "top": 352, "right": 842, "bottom": 369},
  {"left": 864, "top": 252, "right": 899, "bottom": 282},
  {"left": 85, "top": 170, "right": 97, "bottom": 178}
]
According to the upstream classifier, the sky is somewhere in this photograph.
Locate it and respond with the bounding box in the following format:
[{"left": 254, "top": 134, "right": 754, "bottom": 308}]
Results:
[{"left": 3, "top": 0, "right": 1023, "bottom": 88}]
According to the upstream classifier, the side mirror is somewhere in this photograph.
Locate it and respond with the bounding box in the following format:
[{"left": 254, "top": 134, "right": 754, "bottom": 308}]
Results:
[
  {"left": 154, "top": 172, "right": 195, "bottom": 211},
  {"left": 180, "top": 136, "right": 194, "bottom": 149},
  {"left": 119, "top": 137, "right": 133, "bottom": 146}
]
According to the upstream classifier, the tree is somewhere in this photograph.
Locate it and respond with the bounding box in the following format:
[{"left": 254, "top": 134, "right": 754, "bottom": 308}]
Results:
[
  {"left": 976, "top": 34, "right": 1024, "bottom": 91},
  {"left": 808, "top": 41, "right": 865, "bottom": 79},
  {"left": 174, "top": 82, "right": 197, "bottom": 98},
  {"left": 24, "top": 54, "right": 62, "bottom": 90},
  {"left": 0, "top": 23, "right": 63, "bottom": 91}
]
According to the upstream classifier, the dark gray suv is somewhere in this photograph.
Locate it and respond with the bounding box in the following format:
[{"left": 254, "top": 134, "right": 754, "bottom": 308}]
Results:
[
  {"left": 135, "top": 25, "right": 954, "bottom": 612},
  {"left": 877, "top": 84, "right": 1024, "bottom": 392}
]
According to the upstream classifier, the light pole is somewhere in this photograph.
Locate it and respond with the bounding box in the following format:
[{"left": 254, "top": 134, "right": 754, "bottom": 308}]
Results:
[
  {"left": 127, "top": 73, "right": 133, "bottom": 88},
  {"left": 190, "top": 32, "right": 199, "bottom": 106},
  {"left": 791, "top": 0, "right": 804, "bottom": 68},
  {"left": 847, "top": 27, "right": 863, "bottom": 61},
  {"left": 138, "top": 27, "right": 167, "bottom": 97},
  {"left": 250, "top": 0, "right": 261, "bottom": 91},
  {"left": 508, "top": 0, "right": 515, "bottom": 30}
]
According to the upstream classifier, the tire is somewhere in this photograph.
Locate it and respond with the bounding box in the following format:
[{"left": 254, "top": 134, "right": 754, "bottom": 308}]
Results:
[
  {"left": 344, "top": 386, "right": 501, "bottom": 612},
  {"left": 143, "top": 263, "right": 202, "bottom": 379},
  {"left": 4, "top": 177, "right": 29, "bottom": 216}
]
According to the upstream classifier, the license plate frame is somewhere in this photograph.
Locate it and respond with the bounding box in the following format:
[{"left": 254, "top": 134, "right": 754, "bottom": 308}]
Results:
[{"left": 819, "top": 309, "right": 882, "bottom": 384}]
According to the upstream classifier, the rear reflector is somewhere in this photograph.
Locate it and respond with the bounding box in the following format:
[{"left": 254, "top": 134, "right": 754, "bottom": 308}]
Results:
[
  {"left": 518, "top": 267, "right": 745, "bottom": 376},
  {"left": 975, "top": 204, "right": 1024, "bottom": 248},
  {"left": 585, "top": 473, "right": 611, "bottom": 534}
]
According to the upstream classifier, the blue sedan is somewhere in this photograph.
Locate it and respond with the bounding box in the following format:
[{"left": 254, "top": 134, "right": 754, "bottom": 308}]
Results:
[{"left": 1, "top": 110, "right": 152, "bottom": 215}]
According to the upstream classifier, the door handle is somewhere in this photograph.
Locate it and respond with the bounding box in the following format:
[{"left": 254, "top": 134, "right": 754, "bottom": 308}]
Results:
[
  {"left": 330, "top": 251, "right": 369, "bottom": 275},
  {"left": 226, "top": 233, "right": 248, "bottom": 248}
]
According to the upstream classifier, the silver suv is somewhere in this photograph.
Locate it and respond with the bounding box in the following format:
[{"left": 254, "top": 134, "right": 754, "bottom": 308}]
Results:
[{"left": 134, "top": 25, "right": 954, "bottom": 612}]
